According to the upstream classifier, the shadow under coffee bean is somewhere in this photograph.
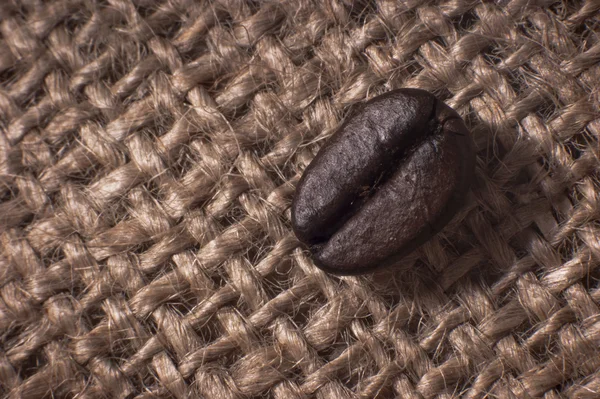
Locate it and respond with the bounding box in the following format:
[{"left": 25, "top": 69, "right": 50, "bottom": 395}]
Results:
[{"left": 292, "top": 88, "right": 475, "bottom": 275}]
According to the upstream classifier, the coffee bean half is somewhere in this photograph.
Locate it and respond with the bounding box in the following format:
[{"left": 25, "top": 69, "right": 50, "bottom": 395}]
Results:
[{"left": 291, "top": 88, "right": 475, "bottom": 275}]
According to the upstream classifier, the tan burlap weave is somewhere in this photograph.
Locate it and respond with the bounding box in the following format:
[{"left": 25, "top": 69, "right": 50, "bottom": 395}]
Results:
[{"left": 1, "top": 0, "right": 600, "bottom": 397}]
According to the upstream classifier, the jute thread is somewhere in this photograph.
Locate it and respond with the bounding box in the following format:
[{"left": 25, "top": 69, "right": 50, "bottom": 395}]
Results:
[{"left": 1, "top": 0, "right": 600, "bottom": 397}]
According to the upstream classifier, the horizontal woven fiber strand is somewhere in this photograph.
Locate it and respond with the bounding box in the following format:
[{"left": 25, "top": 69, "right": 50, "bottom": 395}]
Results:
[{"left": 1, "top": 0, "right": 600, "bottom": 397}]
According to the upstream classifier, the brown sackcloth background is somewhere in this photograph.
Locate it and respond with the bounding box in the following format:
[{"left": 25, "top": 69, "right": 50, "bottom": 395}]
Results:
[{"left": 1, "top": 0, "right": 600, "bottom": 398}]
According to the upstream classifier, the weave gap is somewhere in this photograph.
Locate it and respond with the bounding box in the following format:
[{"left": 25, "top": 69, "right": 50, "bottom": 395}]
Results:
[
  {"left": 209, "top": 66, "right": 242, "bottom": 96},
  {"left": 248, "top": 236, "right": 279, "bottom": 268},
  {"left": 518, "top": 86, "right": 557, "bottom": 122},
  {"left": 533, "top": 339, "right": 561, "bottom": 369},
  {"left": 577, "top": 254, "right": 600, "bottom": 293},
  {"left": 522, "top": 313, "right": 561, "bottom": 355},
  {"left": 252, "top": 252, "right": 295, "bottom": 301},
  {"left": 243, "top": 243, "right": 274, "bottom": 286},
  {"left": 290, "top": 45, "right": 316, "bottom": 67},
  {"left": 244, "top": 0, "right": 263, "bottom": 13},
  {"left": 277, "top": 155, "right": 305, "bottom": 187},
  {"left": 74, "top": 28, "right": 111, "bottom": 59},
  {"left": 13, "top": 209, "right": 35, "bottom": 230},
  {"left": 244, "top": 239, "right": 272, "bottom": 274},
  {"left": 0, "top": 67, "right": 18, "bottom": 97},
  {"left": 153, "top": 12, "right": 186, "bottom": 41},
  {"left": 14, "top": 350, "right": 46, "bottom": 382},
  {"left": 320, "top": 331, "right": 358, "bottom": 362},
  {"left": 109, "top": 44, "right": 153, "bottom": 94},
  {"left": 234, "top": 125, "right": 274, "bottom": 159},
  {"left": 369, "top": 283, "right": 403, "bottom": 311},
  {"left": 53, "top": 72, "right": 90, "bottom": 107},
  {"left": 167, "top": 21, "right": 190, "bottom": 46},
  {"left": 346, "top": 0, "right": 376, "bottom": 26},
  {"left": 430, "top": 35, "right": 448, "bottom": 50},
  {"left": 180, "top": 370, "right": 198, "bottom": 395},
  {"left": 213, "top": 11, "right": 235, "bottom": 35},
  {"left": 221, "top": 203, "right": 250, "bottom": 232},
  {"left": 255, "top": 164, "right": 291, "bottom": 195},
  {"left": 122, "top": 76, "right": 152, "bottom": 106},
  {"left": 444, "top": 226, "right": 477, "bottom": 261},
  {"left": 172, "top": 147, "right": 208, "bottom": 183},
  {"left": 503, "top": 69, "right": 528, "bottom": 105},
  {"left": 106, "top": 331, "right": 145, "bottom": 362},
  {"left": 372, "top": 262, "right": 433, "bottom": 310},
  {"left": 509, "top": 226, "right": 546, "bottom": 265},
  {"left": 564, "top": 128, "right": 598, "bottom": 162},
  {"left": 458, "top": 376, "right": 483, "bottom": 399},
  {"left": 133, "top": 0, "right": 160, "bottom": 19},
  {"left": 547, "top": 204, "right": 568, "bottom": 243},
  {"left": 141, "top": 173, "right": 166, "bottom": 202},
  {"left": 171, "top": 138, "right": 201, "bottom": 173},
  {"left": 205, "top": 263, "right": 231, "bottom": 296},
  {"left": 342, "top": 363, "right": 371, "bottom": 394},
  {"left": 467, "top": 259, "right": 514, "bottom": 307},
  {"left": 140, "top": 313, "right": 160, "bottom": 340},
  {"left": 174, "top": 7, "right": 218, "bottom": 59},
  {"left": 590, "top": 264, "right": 600, "bottom": 294},
  {"left": 441, "top": 376, "right": 471, "bottom": 399},
  {"left": 290, "top": 297, "right": 326, "bottom": 335},
  {"left": 152, "top": 326, "right": 188, "bottom": 365},
  {"left": 147, "top": 114, "right": 177, "bottom": 140},
  {"left": 568, "top": 179, "right": 588, "bottom": 204},
  {"left": 0, "top": 183, "right": 16, "bottom": 202},
  {"left": 1, "top": 1, "right": 25, "bottom": 16},
  {"left": 482, "top": 51, "right": 503, "bottom": 67},
  {"left": 194, "top": 318, "right": 233, "bottom": 358},
  {"left": 522, "top": 294, "right": 565, "bottom": 344},
  {"left": 96, "top": 201, "right": 141, "bottom": 244},
  {"left": 19, "top": 86, "right": 47, "bottom": 112},
  {"left": 427, "top": 318, "right": 456, "bottom": 365},
  {"left": 46, "top": 133, "right": 91, "bottom": 165},
  {"left": 516, "top": 18, "right": 537, "bottom": 40},
  {"left": 63, "top": 8, "right": 92, "bottom": 36},
  {"left": 1, "top": 322, "right": 27, "bottom": 360},
  {"left": 215, "top": 92, "right": 253, "bottom": 121},
  {"left": 547, "top": 1, "right": 575, "bottom": 21},
  {"left": 65, "top": 270, "right": 87, "bottom": 304},
  {"left": 180, "top": 188, "right": 217, "bottom": 218},
  {"left": 395, "top": 262, "right": 440, "bottom": 337},
  {"left": 555, "top": 385, "right": 573, "bottom": 398},
  {"left": 83, "top": 300, "right": 108, "bottom": 331},
  {"left": 227, "top": 294, "right": 253, "bottom": 323},
  {"left": 537, "top": 158, "right": 562, "bottom": 193},
  {"left": 556, "top": 234, "right": 581, "bottom": 269},
  {"left": 129, "top": 366, "right": 160, "bottom": 397},
  {"left": 573, "top": 21, "right": 600, "bottom": 50},
  {"left": 471, "top": 119, "right": 510, "bottom": 170},
  {"left": 164, "top": 289, "right": 199, "bottom": 318},
  {"left": 42, "top": 235, "right": 65, "bottom": 264},
  {"left": 451, "top": 9, "right": 479, "bottom": 33},
  {"left": 179, "top": 39, "right": 210, "bottom": 63}
]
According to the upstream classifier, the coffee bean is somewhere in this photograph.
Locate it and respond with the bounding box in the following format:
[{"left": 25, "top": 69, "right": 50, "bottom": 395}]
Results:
[{"left": 291, "top": 88, "right": 475, "bottom": 275}]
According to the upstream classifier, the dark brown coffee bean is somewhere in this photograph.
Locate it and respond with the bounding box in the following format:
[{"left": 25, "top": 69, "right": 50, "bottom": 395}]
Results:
[{"left": 291, "top": 88, "right": 475, "bottom": 275}]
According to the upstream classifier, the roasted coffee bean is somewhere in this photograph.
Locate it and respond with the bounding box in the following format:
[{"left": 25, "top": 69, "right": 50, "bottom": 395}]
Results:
[{"left": 291, "top": 88, "right": 475, "bottom": 275}]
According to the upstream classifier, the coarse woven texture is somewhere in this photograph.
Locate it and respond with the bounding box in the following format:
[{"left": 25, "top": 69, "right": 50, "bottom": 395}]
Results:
[{"left": 1, "top": 0, "right": 600, "bottom": 398}]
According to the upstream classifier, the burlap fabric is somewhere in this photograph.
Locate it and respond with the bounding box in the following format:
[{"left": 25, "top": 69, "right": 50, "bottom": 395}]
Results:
[{"left": 1, "top": 0, "right": 600, "bottom": 398}]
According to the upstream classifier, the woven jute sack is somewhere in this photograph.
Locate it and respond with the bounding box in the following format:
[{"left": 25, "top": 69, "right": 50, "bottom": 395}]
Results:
[{"left": 1, "top": 0, "right": 600, "bottom": 398}]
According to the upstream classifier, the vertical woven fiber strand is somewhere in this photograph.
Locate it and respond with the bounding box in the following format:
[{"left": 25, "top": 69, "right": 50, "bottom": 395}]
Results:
[{"left": 1, "top": 0, "right": 600, "bottom": 397}]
